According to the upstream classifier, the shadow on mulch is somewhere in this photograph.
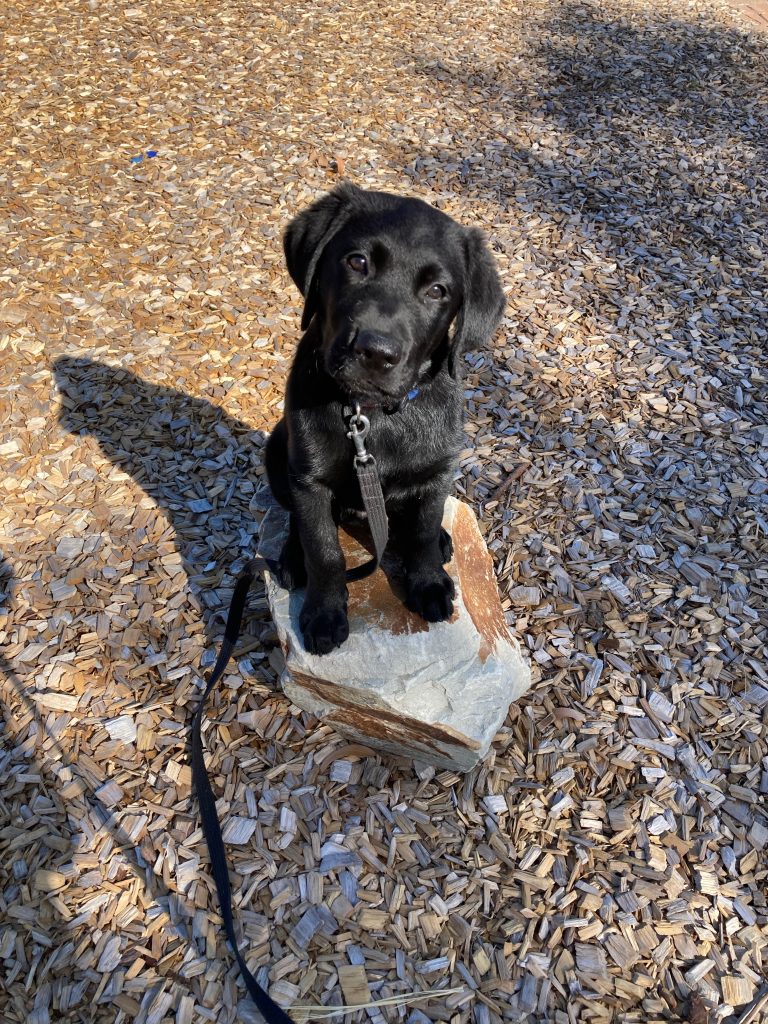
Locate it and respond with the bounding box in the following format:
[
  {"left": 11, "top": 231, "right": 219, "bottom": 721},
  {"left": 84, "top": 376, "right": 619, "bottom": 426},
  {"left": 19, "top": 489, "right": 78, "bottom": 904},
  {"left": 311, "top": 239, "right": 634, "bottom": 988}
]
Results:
[
  {"left": 0, "top": 359, "right": 279, "bottom": 1019},
  {"left": 53, "top": 355, "right": 274, "bottom": 658},
  {"left": 398, "top": 4, "right": 767, "bottom": 371}
]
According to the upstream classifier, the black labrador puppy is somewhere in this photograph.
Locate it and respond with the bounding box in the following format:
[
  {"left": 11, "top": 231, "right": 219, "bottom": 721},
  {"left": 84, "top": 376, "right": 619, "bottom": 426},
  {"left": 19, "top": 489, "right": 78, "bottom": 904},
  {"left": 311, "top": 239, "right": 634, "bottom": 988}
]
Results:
[{"left": 265, "top": 183, "right": 504, "bottom": 655}]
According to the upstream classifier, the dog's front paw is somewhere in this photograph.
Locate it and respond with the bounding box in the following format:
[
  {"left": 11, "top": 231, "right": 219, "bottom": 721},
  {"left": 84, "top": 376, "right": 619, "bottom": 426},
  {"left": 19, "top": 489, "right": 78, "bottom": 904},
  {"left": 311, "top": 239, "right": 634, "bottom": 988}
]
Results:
[
  {"left": 406, "top": 567, "right": 456, "bottom": 623},
  {"left": 299, "top": 600, "right": 349, "bottom": 655}
]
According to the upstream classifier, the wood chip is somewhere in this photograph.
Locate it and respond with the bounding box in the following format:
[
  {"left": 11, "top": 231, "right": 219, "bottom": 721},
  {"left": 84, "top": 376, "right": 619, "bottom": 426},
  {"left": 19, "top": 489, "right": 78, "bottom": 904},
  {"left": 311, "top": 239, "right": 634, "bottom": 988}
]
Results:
[
  {"left": 337, "top": 964, "right": 370, "bottom": 1005},
  {"left": 721, "top": 975, "right": 755, "bottom": 1006}
]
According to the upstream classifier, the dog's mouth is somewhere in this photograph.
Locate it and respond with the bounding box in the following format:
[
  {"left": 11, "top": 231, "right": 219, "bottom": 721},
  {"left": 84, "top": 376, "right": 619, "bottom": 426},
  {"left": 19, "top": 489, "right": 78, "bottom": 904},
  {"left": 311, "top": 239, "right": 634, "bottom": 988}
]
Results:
[
  {"left": 329, "top": 363, "right": 408, "bottom": 404},
  {"left": 324, "top": 334, "right": 415, "bottom": 406}
]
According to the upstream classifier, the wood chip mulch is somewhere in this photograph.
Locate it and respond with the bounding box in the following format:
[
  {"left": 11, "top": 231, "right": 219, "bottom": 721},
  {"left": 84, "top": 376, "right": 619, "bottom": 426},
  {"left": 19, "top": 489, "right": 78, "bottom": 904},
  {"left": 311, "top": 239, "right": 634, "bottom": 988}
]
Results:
[{"left": 1, "top": 0, "right": 767, "bottom": 1022}]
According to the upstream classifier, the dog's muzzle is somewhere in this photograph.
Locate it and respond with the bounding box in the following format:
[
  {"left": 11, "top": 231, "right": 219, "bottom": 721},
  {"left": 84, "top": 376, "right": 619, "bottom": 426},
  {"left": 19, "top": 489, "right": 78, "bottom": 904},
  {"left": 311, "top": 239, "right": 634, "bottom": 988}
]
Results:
[{"left": 351, "top": 330, "right": 403, "bottom": 373}]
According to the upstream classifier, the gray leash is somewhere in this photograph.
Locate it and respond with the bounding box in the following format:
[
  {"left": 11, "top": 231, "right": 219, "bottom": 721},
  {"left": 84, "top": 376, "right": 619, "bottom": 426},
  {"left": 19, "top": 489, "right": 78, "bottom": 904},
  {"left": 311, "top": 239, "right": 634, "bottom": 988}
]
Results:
[{"left": 343, "top": 402, "right": 389, "bottom": 581}]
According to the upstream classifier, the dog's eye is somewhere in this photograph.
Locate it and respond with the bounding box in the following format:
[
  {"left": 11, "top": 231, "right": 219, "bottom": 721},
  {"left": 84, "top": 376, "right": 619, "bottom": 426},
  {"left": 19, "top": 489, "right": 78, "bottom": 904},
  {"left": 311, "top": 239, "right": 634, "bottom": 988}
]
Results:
[
  {"left": 425, "top": 283, "right": 447, "bottom": 300},
  {"left": 346, "top": 254, "right": 368, "bottom": 275}
]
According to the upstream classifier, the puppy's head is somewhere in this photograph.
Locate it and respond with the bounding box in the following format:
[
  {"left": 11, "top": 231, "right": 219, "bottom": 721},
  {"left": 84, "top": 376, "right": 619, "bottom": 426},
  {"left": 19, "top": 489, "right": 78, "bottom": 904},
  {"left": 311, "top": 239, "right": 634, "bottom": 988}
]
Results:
[{"left": 283, "top": 183, "right": 504, "bottom": 402}]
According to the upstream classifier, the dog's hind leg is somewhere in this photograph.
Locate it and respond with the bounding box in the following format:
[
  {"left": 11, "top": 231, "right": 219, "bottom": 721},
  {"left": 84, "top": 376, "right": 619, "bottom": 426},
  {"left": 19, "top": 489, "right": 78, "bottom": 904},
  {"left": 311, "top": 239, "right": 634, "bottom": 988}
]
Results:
[
  {"left": 277, "top": 514, "right": 308, "bottom": 590},
  {"left": 264, "top": 419, "right": 292, "bottom": 509},
  {"left": 438, "top": 527, "right": 453, "bottom": 564},
  {"left": 265, "top": 420, "right": 308, "bottom": 587}
]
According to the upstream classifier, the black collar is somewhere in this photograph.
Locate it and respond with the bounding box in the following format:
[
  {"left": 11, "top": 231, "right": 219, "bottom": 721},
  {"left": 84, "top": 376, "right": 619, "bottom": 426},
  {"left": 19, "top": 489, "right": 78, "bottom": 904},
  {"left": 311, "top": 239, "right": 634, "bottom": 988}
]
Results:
[{"left": 343, "top": 386, "right": 420, "bottom": 417}]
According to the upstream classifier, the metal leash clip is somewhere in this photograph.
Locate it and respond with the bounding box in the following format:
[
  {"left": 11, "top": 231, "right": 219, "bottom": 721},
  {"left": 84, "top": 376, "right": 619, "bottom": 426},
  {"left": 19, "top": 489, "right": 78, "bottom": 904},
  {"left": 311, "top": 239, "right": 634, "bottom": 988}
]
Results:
[{"left": 347, "top": 402, "right": 373, "bottom": 466}]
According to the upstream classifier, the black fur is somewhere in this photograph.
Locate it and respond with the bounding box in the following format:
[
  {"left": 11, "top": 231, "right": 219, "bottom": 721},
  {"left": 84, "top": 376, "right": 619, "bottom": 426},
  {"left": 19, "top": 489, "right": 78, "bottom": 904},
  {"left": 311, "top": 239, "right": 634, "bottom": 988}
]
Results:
[{"left": 266, "top": 184, "right": 504, "bottom": 655}]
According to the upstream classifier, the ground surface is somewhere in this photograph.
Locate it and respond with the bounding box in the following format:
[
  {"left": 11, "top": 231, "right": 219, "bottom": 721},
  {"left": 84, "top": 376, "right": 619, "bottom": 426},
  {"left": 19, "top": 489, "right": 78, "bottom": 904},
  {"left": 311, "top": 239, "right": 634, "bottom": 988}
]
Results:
[{"left": 1, "top": 1, "right": 767, "bottom": 1022}]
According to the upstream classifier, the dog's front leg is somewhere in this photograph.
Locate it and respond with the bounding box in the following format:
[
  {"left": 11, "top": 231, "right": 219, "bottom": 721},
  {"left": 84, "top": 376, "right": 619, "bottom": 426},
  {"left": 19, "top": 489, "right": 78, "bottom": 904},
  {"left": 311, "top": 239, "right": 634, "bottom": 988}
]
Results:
[
  {"left": 291, "top": 479, "right": 349, "bottom": 655},
  {"left": 392, "top": 484, "right": 456, "bottom": 623}
]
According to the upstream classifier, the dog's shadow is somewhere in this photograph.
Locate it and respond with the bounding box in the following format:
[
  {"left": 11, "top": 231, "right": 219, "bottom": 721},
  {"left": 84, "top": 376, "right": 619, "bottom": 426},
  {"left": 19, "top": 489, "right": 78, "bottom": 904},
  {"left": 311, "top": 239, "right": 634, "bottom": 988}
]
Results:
[{"left": 53, "top": 356, "right": 276, "bottom": 658}]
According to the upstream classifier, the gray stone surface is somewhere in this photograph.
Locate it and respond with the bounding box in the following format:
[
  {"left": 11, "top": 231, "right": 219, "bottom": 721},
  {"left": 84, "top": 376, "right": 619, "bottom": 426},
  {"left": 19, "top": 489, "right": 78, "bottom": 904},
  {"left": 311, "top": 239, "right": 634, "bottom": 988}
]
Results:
[{"left": 258, "top": 496, "right": 531, "bottom": 771}]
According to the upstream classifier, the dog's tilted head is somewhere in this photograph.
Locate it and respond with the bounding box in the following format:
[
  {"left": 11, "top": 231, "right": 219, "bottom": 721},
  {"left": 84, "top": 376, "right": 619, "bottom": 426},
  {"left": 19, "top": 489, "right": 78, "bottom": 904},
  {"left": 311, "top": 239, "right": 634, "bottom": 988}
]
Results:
[{"left": 283, "top": 183, "right": 504, "bottom": 402}]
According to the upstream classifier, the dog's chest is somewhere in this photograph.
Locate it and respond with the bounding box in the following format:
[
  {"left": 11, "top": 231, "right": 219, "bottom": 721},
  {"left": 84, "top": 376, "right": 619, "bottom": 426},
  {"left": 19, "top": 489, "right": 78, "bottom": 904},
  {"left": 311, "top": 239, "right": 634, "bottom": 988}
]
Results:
[
  {"left": 322, "top": 402, "right": 461, "bottom": 504},
  {"left": 370, "top": 413, "right": 454, "bottom": 472}
]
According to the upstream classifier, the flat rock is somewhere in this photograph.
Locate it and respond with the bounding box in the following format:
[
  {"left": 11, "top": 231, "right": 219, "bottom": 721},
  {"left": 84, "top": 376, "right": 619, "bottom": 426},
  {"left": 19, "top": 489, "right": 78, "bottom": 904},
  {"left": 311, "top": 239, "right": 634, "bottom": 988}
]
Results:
[{"left": 258, "top": 496, "right": 531, "bottom": 771}]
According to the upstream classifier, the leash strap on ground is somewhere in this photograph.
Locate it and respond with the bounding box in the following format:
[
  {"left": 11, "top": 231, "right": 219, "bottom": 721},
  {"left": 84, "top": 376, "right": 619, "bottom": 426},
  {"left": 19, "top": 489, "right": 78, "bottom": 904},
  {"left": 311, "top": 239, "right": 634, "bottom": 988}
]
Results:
[{"left": 190, "top": 559, "right": 294, "bottom": 1024}]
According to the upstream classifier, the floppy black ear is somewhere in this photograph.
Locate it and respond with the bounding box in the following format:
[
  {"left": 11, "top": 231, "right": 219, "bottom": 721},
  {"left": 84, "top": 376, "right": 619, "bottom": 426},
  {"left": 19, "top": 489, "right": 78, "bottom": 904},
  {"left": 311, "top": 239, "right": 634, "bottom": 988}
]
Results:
[
  {"left": 449, "top": 228, "right": 505, "bottom": 376},
  {"left": 283, "top": 182, "right": 363, "bottom": 330}
]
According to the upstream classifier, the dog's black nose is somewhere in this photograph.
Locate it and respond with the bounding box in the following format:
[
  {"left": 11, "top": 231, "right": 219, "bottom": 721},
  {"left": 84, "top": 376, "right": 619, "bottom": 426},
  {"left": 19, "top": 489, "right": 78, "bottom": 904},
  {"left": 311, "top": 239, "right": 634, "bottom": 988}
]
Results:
[{"left": 352, "top": 331, "right": 402, "bottom": 372}]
